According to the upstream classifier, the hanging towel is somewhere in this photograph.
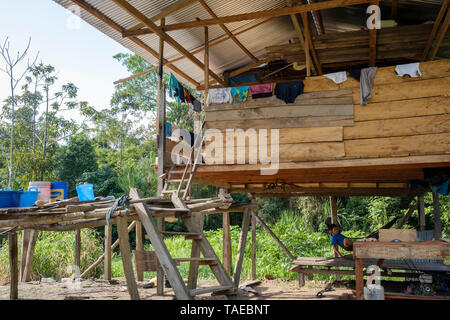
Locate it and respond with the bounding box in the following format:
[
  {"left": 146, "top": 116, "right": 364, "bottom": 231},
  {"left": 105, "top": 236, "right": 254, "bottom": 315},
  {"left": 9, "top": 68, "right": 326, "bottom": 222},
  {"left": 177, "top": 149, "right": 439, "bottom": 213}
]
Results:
[
  {"left": 323, "top": 71, "right": 348, "bottom": 84},
  {"left": 169, "top": 74, "right": 180, "bottom": 104},
  {"left": 207, "top": 88, "right": 233, "bottom": 104},
  {"left": 360, "top": 67, "right": 377, "bottom": 106},
  {"left": 231, "top": 86, "right": 250, "bottom": 102},
  {"left": 395, "top": 62, "right": 422, "bottom": 78},
  {"left": 177, "top": 82, "right": 186, "bottom": 103},
  {"left": 183, "top": 88, "right": 191, "bottom": 104},
  {"left": 275, "top": 81, "right": 304, "bottom": 103},
  {"left": 166, "top": 122, "right": 172, "bottom": 138},
  {"left": 250, "top": 83, "right": 273, "bottom": 99}
]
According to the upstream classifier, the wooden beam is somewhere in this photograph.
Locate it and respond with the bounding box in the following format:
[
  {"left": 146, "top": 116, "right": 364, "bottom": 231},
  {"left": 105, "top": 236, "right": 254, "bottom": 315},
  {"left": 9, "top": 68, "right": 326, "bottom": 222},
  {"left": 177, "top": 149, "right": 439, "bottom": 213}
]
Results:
[
  {"left": 289, "top": 11, "right": 313, "bottom": 76},
  {"left": 330, "top": 196, "right": 338, "bottom": 225},
  {"left": 69, "top": 0, "right": 200, "bottom": 87},
  {"left": 20, "top": 230, "right": 31, "bottom": 282},
  {"left": 112, "top": 0, "right": 226, "bottom": 86},
  {"left": 125, "top": 0, "right": 375, "bottom": 34},
  {"left": 187, "top": 212, "right": 204, "bottom": 289},
  {"left": 368, "top": 1, "right": 379, "bottom": 67},
  {"left": 204, "top": 24, "right": 209, "bottom": 101},
  {"left": 21, "top": 229, "right": 37, "bottom": 282},
  {"left": 9, "top": 231, "right": 18, "bottom": 300},
  {"left": 429, "top": 6, "right": 450, "bottom": 60},
  {"left": 432, "top": 192, "right": 442, "bottom": 240},
  {"left": 418, "top": 195, "right": 426, "bottom": 231},
  {"left": 222, "top": 212, "right": 232, "bottom": 274},
  {"left": 113, "top": 65, "right": 158, "bottom": 85},
  {"left": 198, "top": 0, "right": 258, "bottom": 62},
  {"left": 156, "top": 18, "right": 166, "bottom": 196},
  {"left": 251, "top": 207, "right": 257, "bottom": 280},
  {"left": 125, "top": 0, "right": 200, "bottom": 33},
  {"left": 74, "top": 230, "right": 81, "bottom": 275},
  {"left": 390, "top": 0, "right": 398, "bottom": 19},
  {"left": 117, "top": 216, "right": 140, "bottom": 300},
  {"left": 104, "top": 224, "right": 112, "bottom": 280},
  {"left": 422, "top": 0, "right": 449, "bottom": 61},
  {"left": 135, "top": 221, "right": 143, "bottom": 281},
  {"left": 228, "top": 56, "right": 280, "bottom": 78},
  {"left": 301, "top": 12, "right": 322, "bottom": 74},
  {"left": 233, "top": 208, "right": 251, "bottom": 286}
]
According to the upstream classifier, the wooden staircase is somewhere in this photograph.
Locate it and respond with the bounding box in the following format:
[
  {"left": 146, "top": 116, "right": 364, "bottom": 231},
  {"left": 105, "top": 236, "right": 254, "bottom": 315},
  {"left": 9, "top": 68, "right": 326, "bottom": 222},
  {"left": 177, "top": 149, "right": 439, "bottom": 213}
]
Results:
[{"left": 130, "top": 188, "right": 239, "bottom": 299}]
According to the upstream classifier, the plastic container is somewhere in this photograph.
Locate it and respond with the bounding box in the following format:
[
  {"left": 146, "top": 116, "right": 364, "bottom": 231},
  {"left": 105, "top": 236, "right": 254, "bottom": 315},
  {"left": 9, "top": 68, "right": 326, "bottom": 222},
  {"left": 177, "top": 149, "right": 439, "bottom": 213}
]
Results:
[
  {"left": 19, "top": 188, "right": 40, "bottom": 207},
  {"left": 0, "top": 190, "right": 22, "bottom": 208},
  {"left": 29, "top": 181, "right": 51, "bottom": 201},
  {"left": 50, "top": 182, "right": 68, "bottom": 202},
  {"left": 76, "top": 184, "right": 95, "bottom": 201}
]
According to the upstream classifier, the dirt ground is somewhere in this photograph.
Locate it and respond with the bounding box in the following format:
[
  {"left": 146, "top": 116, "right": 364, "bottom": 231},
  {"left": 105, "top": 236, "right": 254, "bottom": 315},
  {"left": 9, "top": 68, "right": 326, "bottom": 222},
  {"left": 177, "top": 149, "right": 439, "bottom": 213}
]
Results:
[{"left": 0, "top": 278, "right": 354, "bottom": 300}]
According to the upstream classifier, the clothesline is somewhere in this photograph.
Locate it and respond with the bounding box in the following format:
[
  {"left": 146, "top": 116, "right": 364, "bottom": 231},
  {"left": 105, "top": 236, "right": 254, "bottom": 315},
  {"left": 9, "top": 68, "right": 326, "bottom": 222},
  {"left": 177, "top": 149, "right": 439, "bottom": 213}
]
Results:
[{"left": 168, "top": 73, "right": 202, "bottom": 112}]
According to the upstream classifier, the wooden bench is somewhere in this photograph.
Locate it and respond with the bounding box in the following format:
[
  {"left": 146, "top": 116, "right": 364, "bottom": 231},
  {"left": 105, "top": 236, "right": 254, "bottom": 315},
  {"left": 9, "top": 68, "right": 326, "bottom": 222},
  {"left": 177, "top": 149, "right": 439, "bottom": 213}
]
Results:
[{"left": 290, "top": 256, "right": 450, "bottom": 287}]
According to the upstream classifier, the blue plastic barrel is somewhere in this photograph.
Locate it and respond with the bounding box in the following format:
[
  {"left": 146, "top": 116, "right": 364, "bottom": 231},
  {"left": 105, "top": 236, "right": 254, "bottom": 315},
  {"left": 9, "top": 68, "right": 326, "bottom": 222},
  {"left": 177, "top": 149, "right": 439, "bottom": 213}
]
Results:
[
  {"left": 19, "top": 188, "right": 40, "bottom": 207},
  {"left": 0, "top": 190, "right": 22, "bottom": 208},
  {"left": 76, "top": 184, "right": 95, "bottom": 201},
  {"left": 51, "top": 182, "right": 68, "bottom": 202}
]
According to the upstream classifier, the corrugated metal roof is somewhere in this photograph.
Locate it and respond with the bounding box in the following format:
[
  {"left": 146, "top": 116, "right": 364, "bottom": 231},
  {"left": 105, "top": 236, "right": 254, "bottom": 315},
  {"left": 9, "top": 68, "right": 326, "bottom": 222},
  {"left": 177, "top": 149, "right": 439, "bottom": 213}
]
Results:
[{"left": 54, "top": 0, "right": 444, "bottom": 88}]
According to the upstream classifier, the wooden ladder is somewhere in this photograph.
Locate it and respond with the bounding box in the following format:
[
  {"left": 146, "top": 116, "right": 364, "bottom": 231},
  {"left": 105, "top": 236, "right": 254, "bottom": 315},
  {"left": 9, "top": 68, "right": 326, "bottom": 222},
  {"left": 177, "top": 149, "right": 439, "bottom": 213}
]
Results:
[
  {"left": 160, "top": 134, "right": 204, "bottom": 201},
  {"left": 130, "top": 188, "right": 240, "bottom": 300}
]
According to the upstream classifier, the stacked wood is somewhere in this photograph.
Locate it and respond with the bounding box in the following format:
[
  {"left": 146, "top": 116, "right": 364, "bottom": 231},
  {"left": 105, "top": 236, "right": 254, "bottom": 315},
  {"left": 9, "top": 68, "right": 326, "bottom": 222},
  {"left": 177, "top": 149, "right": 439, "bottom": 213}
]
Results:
[{"left": 265, "top": 24, "right": 450, "bottom": 65}]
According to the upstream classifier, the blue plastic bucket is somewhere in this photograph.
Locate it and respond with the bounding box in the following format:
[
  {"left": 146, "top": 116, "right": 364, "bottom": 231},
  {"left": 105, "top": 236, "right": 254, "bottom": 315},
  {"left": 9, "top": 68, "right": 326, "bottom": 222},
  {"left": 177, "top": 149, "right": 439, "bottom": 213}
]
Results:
[
  {"left": 19, "top": 188, "right": 39, "bottom": 207},
  {"left": 51, "top": 182, "right": 68, "bottom": 202},
  {"left": 76, "top": 184, "right": 95, "bottom": 201},
  {"left": 0, "top": 190, "right": 22, "bottom": 208}
]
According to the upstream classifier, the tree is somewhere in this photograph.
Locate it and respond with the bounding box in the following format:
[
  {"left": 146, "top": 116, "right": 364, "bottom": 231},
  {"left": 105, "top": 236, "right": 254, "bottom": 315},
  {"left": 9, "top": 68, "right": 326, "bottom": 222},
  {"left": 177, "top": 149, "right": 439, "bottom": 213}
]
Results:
[
  {"left": 55, "top": 134, "right": 98, "bottom": 197},
  {"left": 0, "top": 37, "right": 38, "bottom": 188}
]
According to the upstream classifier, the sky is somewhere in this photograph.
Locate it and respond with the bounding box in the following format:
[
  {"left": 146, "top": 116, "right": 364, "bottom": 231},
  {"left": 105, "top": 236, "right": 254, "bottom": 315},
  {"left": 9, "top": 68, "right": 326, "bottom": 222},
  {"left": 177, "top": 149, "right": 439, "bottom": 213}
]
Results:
[{"left": 0, "top": 0, "right": 133, "bottom": 117}]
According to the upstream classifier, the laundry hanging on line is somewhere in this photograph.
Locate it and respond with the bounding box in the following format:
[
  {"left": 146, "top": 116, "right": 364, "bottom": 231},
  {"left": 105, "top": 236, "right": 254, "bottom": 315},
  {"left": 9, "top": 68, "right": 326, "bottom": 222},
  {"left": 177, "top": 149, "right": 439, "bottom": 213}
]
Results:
[
  {"left": 250, "top": 83, "right": 273, "bottom": 99},
  {"left": 168, "top": 73, "right": 203, "bottom": 112},
  {"left": 274, "top": 81, "right": 304, "bottom": 104},
  {"left": 207, "top": 87, "right": 233, "bottom": 104},
  {"left": 231, "top": 86, "right": 250, "bottom": 102}
]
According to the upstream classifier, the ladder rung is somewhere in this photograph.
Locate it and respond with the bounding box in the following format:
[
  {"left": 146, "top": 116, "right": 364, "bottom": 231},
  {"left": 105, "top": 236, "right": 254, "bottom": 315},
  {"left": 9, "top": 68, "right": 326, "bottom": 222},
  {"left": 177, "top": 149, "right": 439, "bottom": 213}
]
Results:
[
  {"left": 173, "top": 258, "right": 218, "bottom": 265},
  {"left": 170, "top": 170, "right": 192, "bottom": 174},
  {"left": 189, "top": 285, "right": 235, "bottom": 296},
  {"left": 167, "top": 179, "right": 187, "bottom": 183},
  {"left": 161, "top": 231, "right": 202, "bottom": 240},
  {"left": 161, "top": 190, "right": 177, "bottom": 194}
]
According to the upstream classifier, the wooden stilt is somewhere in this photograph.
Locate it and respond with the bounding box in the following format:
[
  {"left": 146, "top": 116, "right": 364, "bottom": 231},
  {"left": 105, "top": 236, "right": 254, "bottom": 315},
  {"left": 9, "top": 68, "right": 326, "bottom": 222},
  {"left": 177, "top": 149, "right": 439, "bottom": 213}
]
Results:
[
  {"left": 187, "top": 212, "right": 204, "bottom": 289},
  {"left": 22, "top": 229, "right": 37, "bottom": 282},
  {"left": 117, "top": 216, "right": 140, "bottom": 300},
  {"left": 233, "top": 208, "right": 251, "bottom": 286},
  {"left": 74, "top": 229, "right": 81, "bottom": 274},
  {"left": 135, "top": 221, "right": 143, "bottom": 281},
  {"left": 20, "top": 229, "right": 31, "bottom": 282},
  {"left": 251, "top": 212, "right": 256, "bottom": 280},
  {"left": 104, "top": 224, "right": 112, "bottom": 280},
  {"left": 354, "top": 258, "right": 364, "bottom": 300},
  {"left": 432, "top": 192, "right": 442, "bottom": 240},
  {"left": 418, "top": 195, "right": 426, "bottom": 231},
  {"left": 330, "top": 196, "right": 340, "bottom": 281},
  {"left": 222, "top": 211, "right": 231, "bottom": 274},
  {"left": 8, "top": 231, "right": 18, "bottom": 300}
]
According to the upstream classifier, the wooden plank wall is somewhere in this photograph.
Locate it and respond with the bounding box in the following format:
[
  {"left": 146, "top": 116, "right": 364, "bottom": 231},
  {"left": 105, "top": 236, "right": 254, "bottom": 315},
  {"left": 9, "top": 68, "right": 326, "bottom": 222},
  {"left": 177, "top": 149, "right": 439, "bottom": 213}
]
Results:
[{"left": 203, "top": 59, "right": 450, "bottom": 164}]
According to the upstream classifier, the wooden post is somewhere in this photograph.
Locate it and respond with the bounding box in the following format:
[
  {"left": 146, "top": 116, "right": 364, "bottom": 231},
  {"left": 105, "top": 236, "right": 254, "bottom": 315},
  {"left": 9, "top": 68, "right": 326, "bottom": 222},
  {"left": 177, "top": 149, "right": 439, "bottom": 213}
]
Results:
[
  {"left": 156, "top": 18, "right": 166, "bottom": 296},
  {"left": 20, "top": 230, "right": 31, "bottom": 281},
  {"left": 418, "top": 195, "right": 426, "bottom": 231},
  {"left": 251, "top": 212, "right": 256, "bottom": 280},
  {"left": 104, "top": 224, "right": 112, "bottom": 280},
  {"left": 354, "top": 258, "right": 364, "bottom": 300},
  {"left": 135, "top": 221, "right": 143, "bottom": 281},
  {"left": 222, "top": 212, "right": 231, "bottom": 274},
  {"left": 74, "top": 230, "right": 81, "bottom": 274},
  {"left": 204, "top": 25, "right": 209, "bottom": 106},
  {"left": 432, "top": 192, "right": 442, "bottom": 240},
  {"left": 22, "top": 229, "right": 37, "bottom": 282},
  {"left": 187, "top": 212, "right": 204, "bottom": 289},
  {"left": 329, "top": 196, "right": 338, "bottom": 225},
  {"left": 117, "top": 216, "right": 140, "bottom": 300},
  {"left": 233, "top": 208, "right": 251, "bottom": 286},
  {"left": 8, "top": 231, "right": 18, "bottom": 300}
]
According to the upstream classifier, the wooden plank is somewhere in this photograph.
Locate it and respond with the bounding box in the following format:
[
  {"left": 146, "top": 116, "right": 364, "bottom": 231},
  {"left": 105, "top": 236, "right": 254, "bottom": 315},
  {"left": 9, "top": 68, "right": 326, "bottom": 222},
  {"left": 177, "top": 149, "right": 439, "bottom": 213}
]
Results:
[
  {"left": 20, "top": 230, "right": 31, "bottom": 282},
  {"left": 187, "top": 212, "right": 204, "bottom": 289},
  {"left": 133, "top": 250, "right": 159, "bottom": 273},
  {"left": 189, "top": 285, "right": 234, "bottom": 296},
  {"left": 344, "top": 132, "right": 450, "bottom": 158},
  {"left": 135, "top": 221, "right": 143, "bottom": 281},
  {"left": 117, "top": 216, "right": 140, "bottom": 300},
  {"left": 207, "top": 141, "right": 345, "bottom": 164},
  {"left": 418, "top": 195, "right": 426, "bottom": 231},
  {"left": 368, "top": 1, "right": 379, "bottom": 67},
  {"left": 130, "top": 188, "right": 192, "bottom": 300},
  {"left": 354, "top": 96, "right": 450, "bottom": 121},
  {"left": 344, "top": 114, "right": 450, "bottom": 140},
  {"left": 222, "top": 212, "right": 231, "bottom": 274},
  {"left": 429, "top": 6, "right": 450, "bottom": 60},
  {"left": 205, "top": 104, "right": 354, "bottom": 122},
  {"left": 251, "top": 209, "right": 256, "bottom": 280},
  {"left": 74, "top": 230, "right": 81, "bottom": 274},
  {"left": 378, "top": 229, "right": 417, "bottom": 242},
  {"left": 354, "top": 258, "right": 364, "bottom": 300},
  {"left": 233, "top": 209, "right": 251, "bottom": 286},
  {"left": 205, "top": 115, "right": 354, "bottom": 130},
  {"left": 330, "top": 196, "right": 338, "bottom": 225},
  {"left": 22, "top": 229, "right": 37, "bottom": 282},
  {"left": 301, "top": 11, "right": 322, "bottom": 74},
  {"left": 354, "top": 241, "right": 450, "bottom": 260},
  {"left": 156, "top": 19, "right": 166, "bottom": 196},
  {"left": 9, "top": 232, "right": 18, "bottom": 300}
]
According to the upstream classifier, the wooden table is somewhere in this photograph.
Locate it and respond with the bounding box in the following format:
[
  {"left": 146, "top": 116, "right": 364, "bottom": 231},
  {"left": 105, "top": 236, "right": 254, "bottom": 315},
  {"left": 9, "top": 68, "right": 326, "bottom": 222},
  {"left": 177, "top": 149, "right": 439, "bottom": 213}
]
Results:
[{"left": 353, "top": 241, "right": 450, "bottom": 300}]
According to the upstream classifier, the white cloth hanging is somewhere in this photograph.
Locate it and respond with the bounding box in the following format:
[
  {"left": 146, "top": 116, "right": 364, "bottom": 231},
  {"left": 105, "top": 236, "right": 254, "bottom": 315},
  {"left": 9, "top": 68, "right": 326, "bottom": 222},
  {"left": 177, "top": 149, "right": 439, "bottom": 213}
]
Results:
[
  {"left": 207, "top": 88, "right": 233, "bottom": 105},
  {"left": 323, "top": 71, "right": 348, "bottom": 84},
  {"left": 395, "top": 62, "right": 422, "bottom": 78}
]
